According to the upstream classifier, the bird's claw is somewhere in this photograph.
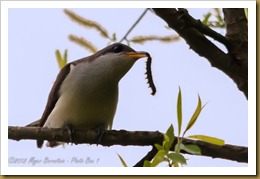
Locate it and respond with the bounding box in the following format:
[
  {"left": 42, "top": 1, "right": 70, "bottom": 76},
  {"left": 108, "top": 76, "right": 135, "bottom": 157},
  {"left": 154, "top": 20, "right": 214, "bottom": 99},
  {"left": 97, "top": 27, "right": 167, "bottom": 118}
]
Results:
[
  {"left": 65, "top": 124, "right": 75, "bottom": 145},
  {"left": 96, "top": 128, "right": 106, "bottom": 145}
]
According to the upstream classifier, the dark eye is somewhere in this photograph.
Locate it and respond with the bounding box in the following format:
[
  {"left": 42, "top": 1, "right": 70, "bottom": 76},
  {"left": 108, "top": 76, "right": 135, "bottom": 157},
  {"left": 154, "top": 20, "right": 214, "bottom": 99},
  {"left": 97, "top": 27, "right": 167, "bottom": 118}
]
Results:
[{"left": 112, "top": 44, "right": 124, "bottom": 53}]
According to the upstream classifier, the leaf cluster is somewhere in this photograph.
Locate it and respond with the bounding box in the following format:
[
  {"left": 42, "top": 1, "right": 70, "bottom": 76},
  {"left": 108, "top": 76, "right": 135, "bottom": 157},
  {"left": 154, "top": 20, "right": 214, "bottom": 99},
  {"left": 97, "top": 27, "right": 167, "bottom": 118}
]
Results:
[{"left": 143, "top": 88, "right": 224, "bottom": 167}]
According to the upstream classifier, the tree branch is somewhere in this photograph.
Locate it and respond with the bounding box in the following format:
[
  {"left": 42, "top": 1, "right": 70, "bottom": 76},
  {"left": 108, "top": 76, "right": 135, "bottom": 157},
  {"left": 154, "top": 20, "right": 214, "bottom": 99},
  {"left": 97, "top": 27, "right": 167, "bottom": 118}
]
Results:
[
  {"left": 177, "top": 8, "right": 231, "bottom": 50},
  {"left": 152, "top": 8, "right": 248, "bottom": 98},
  {"left": 9, "top": 126, "right": 248, "bottom": 163},
  {"left": 133, "top": 146, "right": 158, "bottom": 167},
  {"left": 223, "top": 8, "right": 248, "bottom": 97}
]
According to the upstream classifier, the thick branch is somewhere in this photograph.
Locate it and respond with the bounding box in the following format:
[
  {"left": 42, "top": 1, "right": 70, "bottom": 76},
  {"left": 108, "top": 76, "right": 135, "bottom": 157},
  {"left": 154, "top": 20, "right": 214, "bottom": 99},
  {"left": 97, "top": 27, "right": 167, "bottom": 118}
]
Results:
[
  {"left": 9, "top": 126, "right": 248, "bottom": 163},
  {"left": 223, "top": 8, "right": 248, "bottom": 97},
  {"left": 177, "top": 8, "right": 231, "bottom": 50},
  {"left": 152, "top": 8, "right": 248, "bottom": 98}
]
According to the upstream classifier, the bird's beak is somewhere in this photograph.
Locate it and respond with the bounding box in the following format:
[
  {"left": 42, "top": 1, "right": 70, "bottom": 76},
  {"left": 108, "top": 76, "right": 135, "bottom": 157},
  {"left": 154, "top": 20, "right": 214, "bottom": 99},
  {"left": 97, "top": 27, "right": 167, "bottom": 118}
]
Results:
[{"left": 124, "top": 51, "right": 148, "bottom": 60}]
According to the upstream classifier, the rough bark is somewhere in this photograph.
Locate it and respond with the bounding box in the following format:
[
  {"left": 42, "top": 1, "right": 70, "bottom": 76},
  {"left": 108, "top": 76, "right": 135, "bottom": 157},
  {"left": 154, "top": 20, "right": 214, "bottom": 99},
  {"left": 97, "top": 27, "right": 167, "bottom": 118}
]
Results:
[
  {"left": 9, "top": 126, "right": 248, "bottom": 164},
  {"left": 152, "top": 8, "right": 248, "bottom": 98},
  {"left": 223, "top": 8, "right": 248, "bottom": 97}
]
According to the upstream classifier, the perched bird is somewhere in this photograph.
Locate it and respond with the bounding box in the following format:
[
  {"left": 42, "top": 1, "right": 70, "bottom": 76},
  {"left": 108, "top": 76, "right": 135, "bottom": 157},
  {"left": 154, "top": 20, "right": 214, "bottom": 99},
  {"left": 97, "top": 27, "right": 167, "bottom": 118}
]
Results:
[{"left": 34, "top": 43, "right": 150, "bottom": 148}]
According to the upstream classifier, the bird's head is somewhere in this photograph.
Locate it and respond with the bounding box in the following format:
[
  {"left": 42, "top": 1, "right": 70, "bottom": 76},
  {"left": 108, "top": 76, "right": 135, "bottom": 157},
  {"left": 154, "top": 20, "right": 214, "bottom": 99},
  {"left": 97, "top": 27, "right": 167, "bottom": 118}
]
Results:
[{"left": 89, "top": 43, "right": 148, "bottom": 82}]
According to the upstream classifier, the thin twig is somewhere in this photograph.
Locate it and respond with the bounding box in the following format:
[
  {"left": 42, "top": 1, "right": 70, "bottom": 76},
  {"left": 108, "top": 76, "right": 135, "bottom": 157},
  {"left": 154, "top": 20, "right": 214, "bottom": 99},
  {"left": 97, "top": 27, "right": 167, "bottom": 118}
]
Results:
[
  {"left": 119, "top": 8, "right": 149, "bottom": 43},
  {"left": 133, "top": 146, "right": 158, "bottom": 167}
]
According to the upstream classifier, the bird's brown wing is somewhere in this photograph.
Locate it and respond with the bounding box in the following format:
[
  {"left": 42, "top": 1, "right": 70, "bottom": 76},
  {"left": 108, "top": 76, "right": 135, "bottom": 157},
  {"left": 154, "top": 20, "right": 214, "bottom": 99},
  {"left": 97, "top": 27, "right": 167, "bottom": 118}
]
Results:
[
  {"left": 36, "top": 63, "right": 72, "bottom": 148},
  {"left": 26, "top": 119, "right": 41, "bottom": 127},
  {"left": 34, "top": 43, "right": 126, "bottom": 147}
]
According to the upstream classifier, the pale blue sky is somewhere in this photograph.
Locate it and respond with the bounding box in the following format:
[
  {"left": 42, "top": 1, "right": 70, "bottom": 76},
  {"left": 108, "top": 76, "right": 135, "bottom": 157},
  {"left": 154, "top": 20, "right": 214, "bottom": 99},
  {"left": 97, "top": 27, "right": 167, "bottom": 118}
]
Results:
[{"left": 7, "top": 8, "right": 248, "bottom": 169}]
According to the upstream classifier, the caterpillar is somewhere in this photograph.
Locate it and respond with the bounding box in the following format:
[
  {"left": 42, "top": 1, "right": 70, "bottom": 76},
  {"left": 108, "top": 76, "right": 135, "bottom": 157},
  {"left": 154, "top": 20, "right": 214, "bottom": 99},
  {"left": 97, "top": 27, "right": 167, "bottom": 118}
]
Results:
[{"left": 145, "top": 53, "right": 156, "bottom": 95}]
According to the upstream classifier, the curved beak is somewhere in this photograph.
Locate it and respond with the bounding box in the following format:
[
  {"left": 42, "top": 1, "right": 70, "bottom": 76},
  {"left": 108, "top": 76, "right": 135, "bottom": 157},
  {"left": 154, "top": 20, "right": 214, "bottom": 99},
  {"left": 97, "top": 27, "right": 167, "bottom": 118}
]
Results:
[{"left": 124, "top": 51, "right": 148, "bottom": 60}]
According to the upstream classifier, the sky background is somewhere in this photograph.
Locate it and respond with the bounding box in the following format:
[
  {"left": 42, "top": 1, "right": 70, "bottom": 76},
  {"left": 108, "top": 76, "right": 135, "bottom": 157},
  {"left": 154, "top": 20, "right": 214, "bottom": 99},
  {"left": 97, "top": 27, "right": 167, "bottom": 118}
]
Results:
[{"left": 7, "top": 7, "right": 248, "bottom": 169}]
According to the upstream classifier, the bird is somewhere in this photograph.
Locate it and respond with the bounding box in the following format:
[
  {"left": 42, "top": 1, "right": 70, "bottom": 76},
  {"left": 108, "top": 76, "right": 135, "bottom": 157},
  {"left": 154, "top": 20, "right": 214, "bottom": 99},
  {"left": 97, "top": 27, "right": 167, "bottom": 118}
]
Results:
[{"left": 33, "top": 43, "right": 150, "bottom": 148}]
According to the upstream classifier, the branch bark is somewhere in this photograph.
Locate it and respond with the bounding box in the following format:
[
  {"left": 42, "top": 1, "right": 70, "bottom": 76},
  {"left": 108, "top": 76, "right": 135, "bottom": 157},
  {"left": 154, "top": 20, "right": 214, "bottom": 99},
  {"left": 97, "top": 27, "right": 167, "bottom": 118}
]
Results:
[
  {"left": 223, "top": 8, "right": 248, "bottom": 97},
  {"left": 9, "top": 126, "right": 248, "bottom": 164},
  {"left": 152, "top": 8, "right": 248, "bottom": 98}
]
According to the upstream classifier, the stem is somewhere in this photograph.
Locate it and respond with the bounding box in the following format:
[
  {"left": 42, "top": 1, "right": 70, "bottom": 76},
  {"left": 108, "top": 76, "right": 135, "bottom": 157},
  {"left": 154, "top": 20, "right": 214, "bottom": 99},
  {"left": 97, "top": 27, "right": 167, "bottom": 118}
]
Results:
[{"left": 119, "top": 8, "right": 149, "bottom": 42}]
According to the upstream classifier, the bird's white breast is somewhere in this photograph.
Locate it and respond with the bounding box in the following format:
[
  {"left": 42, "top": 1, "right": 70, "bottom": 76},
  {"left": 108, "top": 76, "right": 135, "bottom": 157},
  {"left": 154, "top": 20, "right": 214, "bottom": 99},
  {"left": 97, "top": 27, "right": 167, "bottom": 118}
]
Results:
[{"left": 43, "top": 61, "right": 119, "bottom": 130}]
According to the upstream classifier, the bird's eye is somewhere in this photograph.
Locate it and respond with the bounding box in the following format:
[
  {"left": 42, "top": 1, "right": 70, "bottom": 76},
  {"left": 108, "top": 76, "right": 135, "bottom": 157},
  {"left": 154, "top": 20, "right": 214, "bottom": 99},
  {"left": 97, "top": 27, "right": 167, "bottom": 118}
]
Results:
[{"left": 112, "top": 44, "right": 124, "bottom": 53}]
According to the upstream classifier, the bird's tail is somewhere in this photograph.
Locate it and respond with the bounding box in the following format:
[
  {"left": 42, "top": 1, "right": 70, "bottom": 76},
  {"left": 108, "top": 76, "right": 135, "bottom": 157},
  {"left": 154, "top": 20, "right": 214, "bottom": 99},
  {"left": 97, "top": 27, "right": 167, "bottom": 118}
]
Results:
[{"left": 25, "top": 119, "right": 44, "bottom": 148}]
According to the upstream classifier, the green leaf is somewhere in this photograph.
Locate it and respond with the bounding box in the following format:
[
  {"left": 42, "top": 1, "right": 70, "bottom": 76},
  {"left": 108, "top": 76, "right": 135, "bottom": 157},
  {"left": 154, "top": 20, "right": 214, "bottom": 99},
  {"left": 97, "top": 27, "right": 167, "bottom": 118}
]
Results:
[
  {"left": 167, "top": 153, "right": 187, "bottom": 165},
  {"left": 177, "top": 87, "right": 182, "bottom": 137},
  {"left": 188, "top": 135, "right": 225, "bottom": 146},
  {"left": 117, "top": 153, "right": 127, "bottom": 167},
  {"left": 202, "top": 12, "right": 212, "bottom": 25},
  {"left": 180, "top": 143, "right": 201, "bottom": 155},
  {"left": 55, "top": 50, "right": 67, "bottom": 69},
  {"left": 143, "top": 160, "right": 151, "bottom": 167},
  {"left": 164, "top": 125, "right": 174, "bottom": 151},
  {"left": 63, "top": 49, "right": 68, "bottom": 64},
  {"left": 154, "top": 144, "right": 163, "bottom": 151},
  {"left": 214, "top": 8, "right": 224, "bottom": 23},
  {"left": 151, "top": 150, "right": 167, "bottom": 167},
  {"left": 173, "top": 162, "right": 179, "bottom": 167},
  {"left": 174, "top": 143, "right": 180, "bottom": 154},
  {"left": 162, "top": 136, "right": 169, "bottom": 152},
  {"left": 163, "top": 134, "right": 169, "bottom": 143},
  {"left": 183, "top": 95, "right": 202, "bottom": 135},
  {"left": 166, "top": 124, "right": 174, "bottom": 144},
  {"left": 55, "top": 50, "right": 62, "bottom": 68}
]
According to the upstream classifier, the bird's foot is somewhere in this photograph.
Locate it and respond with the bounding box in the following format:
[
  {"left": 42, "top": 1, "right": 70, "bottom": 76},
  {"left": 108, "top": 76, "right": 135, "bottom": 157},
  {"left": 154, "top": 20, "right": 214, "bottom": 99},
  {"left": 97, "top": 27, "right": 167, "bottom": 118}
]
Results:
[
  {"left": 65, "top": 124, "right": 75, "bottom": 145},
  {"left": 96, "top": 127, "right": 106, "bottom": 145}
]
